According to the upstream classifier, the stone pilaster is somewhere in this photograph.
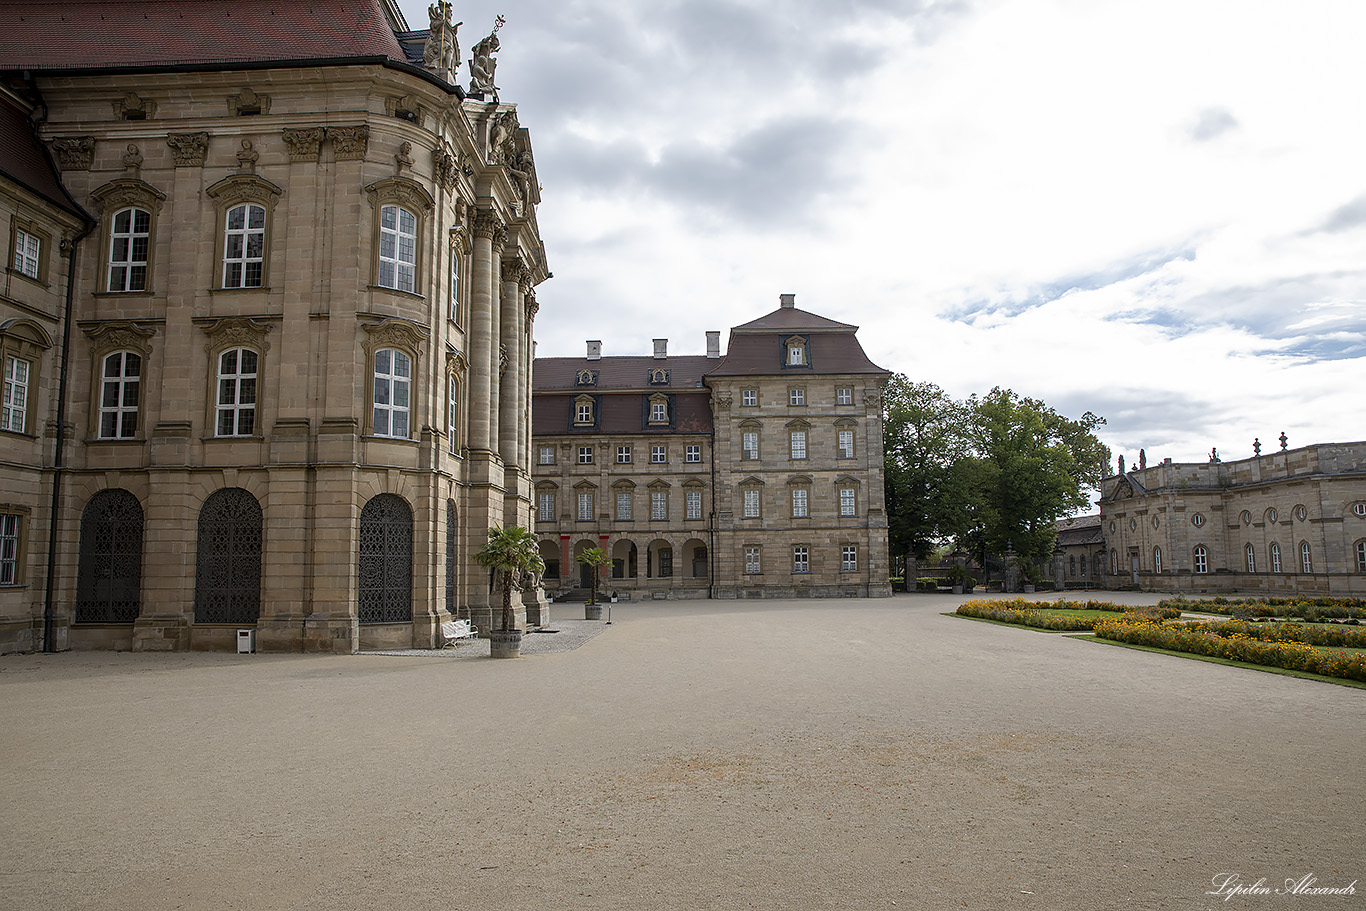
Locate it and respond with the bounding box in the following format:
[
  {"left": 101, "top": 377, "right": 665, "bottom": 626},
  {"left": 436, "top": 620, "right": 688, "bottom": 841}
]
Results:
[
  {"left": 467, "top": 209, "right": 500, "bottom": 452},
  {"left": 498, "top": 257, "right": 524, "bottom": 466}
]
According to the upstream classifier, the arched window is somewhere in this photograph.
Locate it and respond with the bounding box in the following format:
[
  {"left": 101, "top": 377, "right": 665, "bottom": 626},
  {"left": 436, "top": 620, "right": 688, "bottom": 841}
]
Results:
[
  {"left": 99, "top": 351, "right": 141, "bottom": 439},
  {"left": 1110, "top": 549, "right": 1117, "bottom": 574},
  {"left": 216, "top": 347, "right": 258, "bottom": 436},
  {"left": 1245, "top": 543, "right": 1256, "bottom": 573},
  {"left": 75, "top": 489, "right": 143, "bottom": 623},
  {"left": 222, "top": 203, "right": 266, "bottom": 288},
  {"left": 1356, "top": 540, "right": 1366, "bottom": 573},
  {"left": 108, "top": 207, "right": 151, "bottom": 291},
  {"left": 378, "top": 205, "right": 418, "bottom": 292},
  {"left": 373, "top": 348, "right": 411, "bottom": 438},
  {"left": 1153, "top": 547, "right": 1162, "bottom": 574},
  {"left": 358, "top": 494, "right": 413, "bottom": 623},
  {"left": 1270, "top": 542, "right": 1282, "bottom": 573},
  {"left": 1193, "top": 544, "right": 1208, "bottom": 574},
  {"left": 193, "top": 488, "right": 262, "bottom": 623},
  {"left": 1300, "top": 541, "right": 1312, "bottom": 573}
]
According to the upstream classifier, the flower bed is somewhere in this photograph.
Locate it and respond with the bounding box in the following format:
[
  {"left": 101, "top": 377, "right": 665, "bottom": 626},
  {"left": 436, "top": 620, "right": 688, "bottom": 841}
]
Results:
[
  {"left": 1094, "top": 617, "right": 1366, "bottom": 682},
  {"left": 1157, "top": 596, "right": 1366, "bottom": 621},
  {"left": 955, "top": 598, "right": 1181, "bottom": 631}
]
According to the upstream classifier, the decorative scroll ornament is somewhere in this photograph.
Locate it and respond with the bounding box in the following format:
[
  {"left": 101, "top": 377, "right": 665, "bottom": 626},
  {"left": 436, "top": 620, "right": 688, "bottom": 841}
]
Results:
[
  {"left": 82, "top": 321, "right": 156, "bottom": 356},
  {"left": 90, "top": 178, "right": 166, "bottom": 215},
  {"left": 206, "top": 173, "right": 283, "bottom": 210},
  {"left": 712, "top": 392, "right": 733, "bottom": 409},
  {"left": 112, "top": 92, "right": 153, "bottom": 119},
  {"left": 228, "top": 87, "right": 270, "bottom": 116},
  {"left": 364, "top": 176, "right": 435, "bottom": 214},
  {"left": 863, "top": 391, "right": 881, "bottom": 407},
  {"left": 167, "top": 132, "right": 210, "bottom": 167},
  {"left": 446, "top": 345, "right": 468, "bottom": 376},
  {"left": 201, "top": 317, "right": 272, "bottom": 354},
  {"left": 362, "top": 317, "right": 431, "bottom": 353},
  {"left": 51, "top": 137, "right": 95, "bottom": 171},
  {"left": 468, "top": 15, "right": 505, "bottom": 98},
  {"left": 329, "top": 126, "right": 370, "bottom": 161},
  {"left": 282, "top": 128, "right": 325, "bottom": 162}
]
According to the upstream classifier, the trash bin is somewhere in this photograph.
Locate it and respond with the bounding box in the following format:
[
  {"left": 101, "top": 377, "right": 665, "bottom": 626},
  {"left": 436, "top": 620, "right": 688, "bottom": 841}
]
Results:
[{"left": 237, "top": 629, "right": 255, "bottom": 654}]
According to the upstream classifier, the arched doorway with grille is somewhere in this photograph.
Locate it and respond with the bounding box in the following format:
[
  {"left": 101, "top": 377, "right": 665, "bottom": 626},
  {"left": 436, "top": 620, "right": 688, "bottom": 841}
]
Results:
[
  {"left": 193, "top": 488, "right": 263, "bottom": 624},
  {"left": 75, "top": 489, "right": 144, "bottom": 624},
  {"left": 358, "top": 494, "right": 413, "bottom": 624}
]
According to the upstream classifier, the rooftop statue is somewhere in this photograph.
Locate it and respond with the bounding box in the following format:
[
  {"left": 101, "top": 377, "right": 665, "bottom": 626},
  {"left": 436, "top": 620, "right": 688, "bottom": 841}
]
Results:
[
  {"left": 423, "top": 2, "right": 461, "bottom": 83},
  {"left": 469, "top": 15, "right": 505, "bottom": 100}
]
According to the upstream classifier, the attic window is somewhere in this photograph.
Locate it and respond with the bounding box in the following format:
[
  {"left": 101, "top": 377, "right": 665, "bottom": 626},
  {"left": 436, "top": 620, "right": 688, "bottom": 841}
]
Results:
[
  {"left": 574, "top": 394, "right": 595, "bottom": 426},
  {"left": 576, "top": 370, "right": 598, "bottom": 386},
  {"left": 648, "top": 368, "right": 670, "bottom": 385},
  {"left": 123, "top": 110, "right": 146, "bottom": 121},
  {"left": 648, "top": 393, "right": 670, "bottom": 425},
  {"left": 783, "top": 335, "right": 809, "bottom": 368}
]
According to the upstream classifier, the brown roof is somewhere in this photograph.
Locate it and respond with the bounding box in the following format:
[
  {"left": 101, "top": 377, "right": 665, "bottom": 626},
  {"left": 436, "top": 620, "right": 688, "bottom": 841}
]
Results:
[
  {"left": 533, "top": 390, "right": 713, "bottom": 436},
  {"left": 730, "top": 306, "right": 856, "bottom": 332},
  {"left": 533, "top": 355, "right": 715, "bottom": 392},
  {"left": 0, "top": 0, "right": 408, "bottom": 71},
  {"left": 0, "top": 95, "right": 88, "bottom": 219},
  {"left": 1053, "top": 514, "right": 1104, "bottom": 548},
  {"left": 705, "top": 331, "right": 887, "bottom": 378}
]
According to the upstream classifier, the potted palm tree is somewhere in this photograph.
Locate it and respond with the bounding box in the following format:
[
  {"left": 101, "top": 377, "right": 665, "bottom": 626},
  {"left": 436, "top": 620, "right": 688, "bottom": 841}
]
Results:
[
  {"left": 576, "top": 545, "right": 611, "bottom": 620},
  {"left": 474, "top": 525, "right": 545, "bottom": 659}
]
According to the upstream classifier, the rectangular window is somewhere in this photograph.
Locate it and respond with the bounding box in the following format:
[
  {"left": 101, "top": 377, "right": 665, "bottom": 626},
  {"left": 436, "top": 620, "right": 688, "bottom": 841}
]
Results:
[
  {"left": 651, "top": 490, "right": 667, "bottom": 520},
  {"left": 842, "top": 545, "right": 858, "bottom": 572},
  {"left": 792, "top": 489, "right": 808, "bottom": 518},
  {"left": 616, "top": 491, "right": 632, "bottom": 521},
  {"left": 0, "top": 513, "right": 19, "bottom": 584},
  {"left": 217, "top": 348, "right": 258, "bottom": 436},
  {"left": 539, "top": 446, "right": 555, "bottom": 465},
  {"left": 743, "top": 488, "right": 761, "bottom": 518},
  {"left": 836, "top": 387, "right": 853, "bottom": 405},
  {"left": 745, "top": 546, "right": 761, "bottom": 574},
  {"left": 108, "top": 208, "right": 150, "bottom": 292},
  {"left": 577, "top": 492, "right": 593, "bottom": 521},
  {"left": 448, "top": 376, "right": 459, "bottom": 454},
  {"left": 651, "top": 400, "right": 668, "bottom": 423},
  {"left": 789, "top": 388, "right": 804, "bottom": 406},
  {"left": 788, "top": 344, "right": 804, "bottom": 366},
  {"left": 223, "top": 203, "right": 266, "bottom": 288},
  {"left": 651, "top": 445, "right": 666, "bottom": 463},
  {"left": 741, "top": 389, "right": 757, "bottom": 406},
  {"left": 538, "top": 492, "right": 554, "bottom": 522},
  {"left": 742, "top": 431, "right": 758, "bottom": 460},
  {"left": 838, "top": 429, "right": 855, "bottom": 459},
  {"left": 790, "top": 431, "right": 806, "bottom": 460},
  {"left": 578, "top": 446, "right": 593, "bottom": 464},
  {"left": 378, "top": 205, "right": 417, "bottom": 293},
  {"left": 686, "top": 490, "right": 702, "bottom": 520},
  {"left": 3, "top": 356, "right": 31, "bottom": 433},
  {"left": 576, "top": 401, "right": 593, "bottom": 424},
  {"left": 840, "top": 487, "right": 856, "bottom": 517},
  {"left": 1301, "top": 543, "right": 1312, "bottom": 573},
  {"left": 13, "top": 228, "right": 40, "bottom": 279},
  {"left": 1271, "top": 544, "right": 1282, "bottom": 573},
  {"left": 658, "top": 547, "right": 673, "bottom": 578},
  {"left": 616, "top": 446, "right": 632, "bottom": 464},
  {"left": 449, "top": 247, "right": 461, "bottom": 323},
  {"left": 100, "top": 352, "right": 141, "bottom": 439},
  {"left": 793, "top": 546, "right": 808, "bottom": 573},
  {"left": 685, "top": 444, "right": 701, "bottom": 463},
  {"left": 372, "top": 348, "right": 409, "bottom": 438}
]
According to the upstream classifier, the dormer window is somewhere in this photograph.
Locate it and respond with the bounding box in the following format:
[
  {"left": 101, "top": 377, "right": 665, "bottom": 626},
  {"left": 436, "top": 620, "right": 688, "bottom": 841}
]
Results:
[
  {"left": 648, "top": 368, "right": 670, "bottom": 385},
  {"left": 576, "top": 369, "right": 598, "bottom": 386},
  {"left": 574, "top": 394, "right": 595, "bottom": 426},
  {"left": 784, "top": 335, "right": 809, "bottom": 367},
  {"left": 648, "top": 393, "right": 670, "bottom": 425}
]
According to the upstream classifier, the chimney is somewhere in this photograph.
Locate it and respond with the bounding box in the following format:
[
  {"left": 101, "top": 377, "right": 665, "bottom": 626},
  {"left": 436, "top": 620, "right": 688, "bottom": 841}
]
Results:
[
  {"left": 779, "top": 293, "right": 796, "bottom": 309},
  {"left": 586, "top": 340, "right": 601, "bottom": 360},
  {"left": 653, "top": 338, "right": 668, "bottom": 359},
  {"left": 706, "top": 330, "right": 721, "bottom": 359}
]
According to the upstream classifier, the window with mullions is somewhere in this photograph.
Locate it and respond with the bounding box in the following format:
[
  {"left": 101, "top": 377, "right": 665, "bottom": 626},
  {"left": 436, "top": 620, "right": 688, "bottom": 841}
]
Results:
[
  {"left": 3, "top": 356, "right": 31, "bottom": 433},
  {"left": 373, "top": 348, "right": 411, "bottom": 438},
  {"left": 578, "top": 491, "right": 594, "bottom": 521},
  {"left": 12, "top": 228, "right": 40, "bottom": 279},
  {"left": 651, "top": 490, "right": 667, "bottom": 521},
  {"left": 223, "top": 204, "right": 266, "bottom": 288},
  {"left": 378, "top": 205, "right": 418, "bottom": 293},
  {"left": 539, "top": 446, "right": 555, "bottom": 465},
  {"left": 839, "top": 487, "right": 856, "bottom": 517},
  {"left": 1193, "top": 544, "right": 1208, "bottom": 574},
  {"left": 836, "top": 387, "right": 853, "bottom": 405},
  {"left": 1245, "top": 543, "right": 1256, "bottom": 573},
  {"left": 686, "top": 489, "right": 702, "bottom": 520},
  {"left": 578, "top": 446, "right": 593, "bottom": 464},
  {"left": 1270, "top": 542, "right": 1282, "bottom": 573},
  {"left": 538, "top": 492, "right": 555, "bottom": 522},
  {"left": 1356, "top": 540, "right": 1366, "bottom": 573},
  {"left": 793, "top": 546, "right": 809, "bottom": 573},
  {"left": 745, "top": 546, "right": 761, "bottom": 574},
  {"left": 743, "top": 487, "right": 761, "bottom": 518},
  {"left": 837, "top": 429, "right": 855, "bottom": 459},
  {"left": 99, "top": 352, "right": 141, "bottom": 439},
  {"left": 741, "top": 389, "right": 757, "bottom": 406},
  {"left": 1300, "top": 542, "right": 1312, "bottom": 573},
  {"left": 685, "top": 445, "right": 701, "bottom": 463},
  {"left": 651, "top": 445, "right": 666, "bottom": 463},
  {"left": 108, "top": 208, "right": 151, "bottom": 291},
  {"left": 0, "top": 512, "right": 20, "bottom": 585},
  {"left": 790, "top": 430, "right": 806, "bottom": 460},
  {"left": 216, "top": 348, "right": 257, "bottom": 436},
  {"left": 841, "top": 545, "right": 858, "bottom": 572},
  {"left": 792, "top": 488, "right": 808, "bottom": 518},
  {"left": 617, "top": 445, "right": 632, "bottom": 464},
  {"left": 616, "top": 491, "right": 632, "bottom": 520},
  {"left": 742, "top": 431, "right": 759, "bottom": 460}
]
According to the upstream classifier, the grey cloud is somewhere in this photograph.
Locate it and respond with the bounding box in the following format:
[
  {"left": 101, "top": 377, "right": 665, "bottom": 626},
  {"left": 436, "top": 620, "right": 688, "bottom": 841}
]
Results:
[
  {"left": 1314, "top": 193, "right": 1366, "bottom": 233},
  {"left": 1185, "top": 107, "right": 1239, "bottom": 142}
]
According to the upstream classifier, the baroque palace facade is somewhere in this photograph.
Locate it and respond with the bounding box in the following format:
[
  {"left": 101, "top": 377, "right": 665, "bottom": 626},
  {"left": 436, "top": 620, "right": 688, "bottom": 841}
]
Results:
[
  {"left": 0, "top": 0, "right": 549, "bottom": 653},
  {"left": 532, "top": 295, "right": 892, "bottom": 600},
  {"left": 1096, "top": 442, "right": 1366, "bottom": 595}
]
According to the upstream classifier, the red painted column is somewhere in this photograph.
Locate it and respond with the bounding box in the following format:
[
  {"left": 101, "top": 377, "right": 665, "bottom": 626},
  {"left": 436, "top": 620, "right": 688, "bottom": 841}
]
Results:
[{"left": 560, "top": 535, "right": 571, "bottom": 580}]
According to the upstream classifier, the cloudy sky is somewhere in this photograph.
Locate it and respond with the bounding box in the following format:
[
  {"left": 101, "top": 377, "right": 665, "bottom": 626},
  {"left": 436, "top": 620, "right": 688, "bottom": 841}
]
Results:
[{"left": 401, "top": 0, "right": 1365, "bottom": 466}]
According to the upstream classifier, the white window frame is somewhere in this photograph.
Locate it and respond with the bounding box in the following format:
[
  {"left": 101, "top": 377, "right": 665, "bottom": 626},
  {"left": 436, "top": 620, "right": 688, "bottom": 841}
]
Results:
[
  {"left": 538, "top": 492, "right": 555, "bottom": 522},
  {"left": 616, "top": 491, "right": 632, "bottom": 521},
  {"left": 837, "top": 429, "right": 854, "bottom": 459},
  {"left": 790, "top": 431, "right": 806, "bottom": 460},
  {"left": 447, "top": 375, "right": 460, "bottom": 454},
  {"left": 578, "top": 446, "right": 593, "bottom": 464},
  {"left": 99, "top": 351, "right": 141, "bottom": 439},
  {"left": 836, "top": 387, "right": 853, "bottom": 405},
  {"left": 789, "top": 388, "right": 804, "bottom": 406},
  {"left": 0, "top": 512, "right": 19, "bottom": 584},
  {"left": 616, "top": 445, "right": 632, "bottom": 464},
  {"left": 793, "top": 546, "right": 809, "bottom": 573},
  {"left": 787, "top": 343, "right": 805, "bottom": 366},
  {"left": 1270, "top": 542, "right": 1282, "bottom": 573},
  {"left": 372, "top": 348, "right": 411, "bottom": 439},
  {"left": 216, "top": 347, "right": 258, "bottom": 437},
  {"left": 651, "top": 490, "right": 667, "bottom": 521},
  {"left": 685, "top": 444, "right": 701, "bottom": 463},
  {"left": 741, "top": 389, "right": 757, "bottom": 406},
  {"left": 3, "top": 356, "right": 31, "bottom": 433},
  {"left": 378, "top": 204, "right": 418, "bottom": 293},
  {"left": 1153, "top": 546, "right": 1162, "bottom": 574},
  {"left": 839, "top": 487, "right": 856, "bottom": 517},
  {"left": 685, "top": 489, "right": 702, "bottom": 520},
  {"left": 651, "top": 445, "right": 666, "bottom": 463},
  {"left": 449, "top": 244, "right": 461, "bottom": 323},
  {"left": 13, "top": 228, "right": 40, "bottom": 279},
  {"left": 1193, "top": 545, "right": 1208, "bottom": 574},
  {"left": 743, "top": 487, "right": 761, "bottom": 518},
  {"left": 576, "top": 401, "right": 594, "bottom": 425},
  {"left": 792, "top": 488, "right": 808, "bottom": 518},
  {"left": 1300, "top": 542, "right": 1312, "bottom": 573},
  {"left": 841, "top": 545, "right": 857, "bottom": 572},
  {"left": 539, "top": 446, "right": 555, "bottom": 465},
  {"left": 742, "top": 431, "right": 758, "bottom": 460},
  {"left": 1356, "top": 540, "right": 1366, "bottom": 573},
  {"left": 1245, "top": 543, "right": 1256, "bottom": 573},
  {"left": 744, "top": 546, "right": 761, "bottom": 574},
  {"left": 651, "top": 400, "right": 668, "bottom": 423},
  {"left": 577, "top": 491, "right": 593, "bottom": 521},
  {"left": 223, "top": 203, "right": 266, "bottom": 289},
  {"left": 108, "top": 207, "right": 151, "bottom": 292}
]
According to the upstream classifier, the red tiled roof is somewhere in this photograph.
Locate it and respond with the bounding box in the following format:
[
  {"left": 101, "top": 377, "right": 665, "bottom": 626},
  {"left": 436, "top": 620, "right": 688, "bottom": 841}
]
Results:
[
  {"left": 0, "top": 0, "right": 408, "bottom": 71},
  {"left": 0, "top": 95, "right": 88, "bottom": 218}
]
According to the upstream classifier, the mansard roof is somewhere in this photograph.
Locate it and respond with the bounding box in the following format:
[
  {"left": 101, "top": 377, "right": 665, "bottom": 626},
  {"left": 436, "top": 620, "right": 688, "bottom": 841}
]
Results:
[
  {"left": 0, "top": 0, "right": 409, "bottom": 72},
  {"left": 729, "top": 305, "right": 857, "bottom": 333},
  {"left": 534, "top": 355, "right": 715, "bottom": 391},
  {"left": 706, "top": 327, "right": 887, "bottom": 377},
  {"left": 0, "top": 95, "right": 88, "bottom": 219}
]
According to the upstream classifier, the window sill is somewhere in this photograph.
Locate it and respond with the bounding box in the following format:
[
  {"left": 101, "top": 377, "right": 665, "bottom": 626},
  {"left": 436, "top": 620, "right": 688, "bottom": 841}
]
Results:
[
  {"left": 6, "top": 267, "right": 49, "bottom": 288},
  {"left": 210, "top": 286, "right": 272, "bottom": 294},
  {"left": 364, "top": 434, "right": 419, "bottom": 445},
  {"left": 92, "top": 290, "right": 155, "bottom": 298},
  {"left": 367, "top": 285, "right": 426, "bottom": 302},
  {"left": 87, "top": 437, "right": 147, "bottom": 445}
]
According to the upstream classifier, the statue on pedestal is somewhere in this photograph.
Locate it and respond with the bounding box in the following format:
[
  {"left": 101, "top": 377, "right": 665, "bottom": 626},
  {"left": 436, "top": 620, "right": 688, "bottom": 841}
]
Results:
[{"left": 469, "top": 15, "right": 505, "bottom": 100}]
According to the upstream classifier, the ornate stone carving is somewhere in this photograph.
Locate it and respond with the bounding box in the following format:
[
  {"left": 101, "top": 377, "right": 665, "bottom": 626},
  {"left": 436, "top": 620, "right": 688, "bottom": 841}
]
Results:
[
  {"left": 167, "top": 132, "right": 210, "bottom": 167},
  {"left": 51, "top": 137, "right": 95, "bottom": 171},
  {"left": 498, "top": 343, "right": 509, "bottom": 375},
  {"left": 575, "top": 370, "right": 597, "bottom": 387},
  {"left": 329, "top": 126, "right": 370, "bottom": 161},
  {"left": 82, "top": 321, "right": 156, "bottom": 357},
  {"left": 385, "top": 93, "right": 425, "bottom": 125},
  {"left": 206, "top": 173, "right": 283, "bottom": 209},
  {"left": 433, "top": 147, "right": 461, "bottom": 188},
  {"left": 445, "top": 345, "right": 467, "bottom": 376},
  {"left": 235, "top": 139, "right": 260, "bottom": 174},
  {"left": 201, "top": 317, "right": 272, "bottom": 354},
  {"left": 90, "top": 178, "right": 167, "bottom": 215},
  {"left": 863, "top": 391, "right": 881, "bottom": 408},
  {"left": 712, "top": 392, "right": 732, "bottom": 410},
  {"left": 506, "top": 147, "right": 536, "bottom": 216},
  {"left": 471, "top": 208, "right": 504, "bottom": 239},
  {"left": 121, "top": 144, "right": 143, "bottom": 176},
  {"left": 449, "top": 225, "right": 469, "bottom": 255},
  {"left": 361, "top": 317, "right": 430, "bottom": 353},
  {"left": 394, "top": 141, "right": 414, "bottom": 174},
  {"left": 423, "top": 2, "right": 461, "bottom": 83},
  {"left": 282, "top": 128, "right": 325, "bottom": 162},
  {"left": 488, "top": 109, "right": 518, "bottom": 165},
  {"left": 363, "top": 176, "right": 434, "bottom": 214},
  {"left": 523, "top": 289, "right": 538, "bottom": 321},
  {"left": 112, "top": 92, "right": 154, "bottom": 119},
  {"left": 227, "top": 87, "right": 270, "bottom": 116},
  {"left": 501, "top": 257, "right": 525, "bottom": 283},
  {"left": 468, "top": 16, "right": 504, "bottom": 98}
]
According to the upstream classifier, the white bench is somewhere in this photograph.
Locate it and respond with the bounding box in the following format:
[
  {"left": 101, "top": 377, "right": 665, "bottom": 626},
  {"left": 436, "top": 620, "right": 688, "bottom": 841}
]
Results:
[{"left": 440, "top": 619, "right": 477, "bottom": 646}]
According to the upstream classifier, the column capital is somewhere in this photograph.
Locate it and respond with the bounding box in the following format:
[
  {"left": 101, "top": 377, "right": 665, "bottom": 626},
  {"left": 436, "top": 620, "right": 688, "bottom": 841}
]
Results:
[
  {"left": 501, "top": 256, "right": 527, "bottom": 284},
  {"left": 472, "top": 207, "right": 505, "bottom": 240}
]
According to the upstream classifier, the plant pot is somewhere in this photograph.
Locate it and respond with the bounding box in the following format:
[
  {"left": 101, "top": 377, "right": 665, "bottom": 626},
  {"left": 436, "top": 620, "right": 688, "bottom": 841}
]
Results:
[
  {"left": 585, "top": 604, "right": 603, "bottom": 621},
  {"left": 952, "top": 585, "right": 963, "bottom": 595},
  {"left": 489, "top": 628, "right": 522, "bottom": 658}
]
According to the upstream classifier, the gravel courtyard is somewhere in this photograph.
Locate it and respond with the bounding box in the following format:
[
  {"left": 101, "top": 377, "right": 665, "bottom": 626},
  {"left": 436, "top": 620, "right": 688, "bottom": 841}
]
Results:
[{"left": 2, "top": 593, "right": 1361, "bottom": 911}]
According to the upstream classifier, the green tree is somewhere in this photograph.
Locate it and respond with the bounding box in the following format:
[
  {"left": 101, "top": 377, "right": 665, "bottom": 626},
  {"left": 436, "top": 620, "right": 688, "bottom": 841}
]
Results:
[
  {"left": 882, "top": 376, "right": 973, "bottom": 561},
  {"left": 961, "top": 387, "right": 1110, "bottom": 568},
  {"left": 575, "top": 545, "right": 611, "bottom": 606},
  {"left": 474, "top": 525, "right": 545, "bottom": 632}
]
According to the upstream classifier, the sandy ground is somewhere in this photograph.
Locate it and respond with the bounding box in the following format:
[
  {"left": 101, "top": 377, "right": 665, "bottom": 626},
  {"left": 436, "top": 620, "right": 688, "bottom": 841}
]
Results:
[{"left": 2, "top": 592, "right": 1362, "bottom": 911}]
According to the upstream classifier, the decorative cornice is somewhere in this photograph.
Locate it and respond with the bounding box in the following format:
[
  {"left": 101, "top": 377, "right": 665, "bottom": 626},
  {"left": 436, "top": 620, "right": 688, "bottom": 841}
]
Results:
[
  {"left": 90, "top": 178, "right": 167, "bottom": 215},
  {"left": 201, "top": 317, "right": 272, "bottom": 353},
  {"left": 329, "top": 125, "right": 370, "bottom": 161},
  {"left": 282, "top": 127, "right": 325, "bottom": 162},
  {"left": 167, "top": 132, "right": 209, "bottom": 167},
  {"left": 363, "top": 176, "right": 434, "bottom": 213},
  {"left": 50, "top": 137, "right": 95, "bottom": 171},
  {"left": 361, "top": 317, "right": 430, "bottom": 354},
  {"left": 206, "top": 172, "right": 283, "bottom": 209},
  {"left": 445, "top": 345, "right": 468, "bottom": 376},
  {"left": 82, "top": 321, "right": 155, "bottom": 355}
]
